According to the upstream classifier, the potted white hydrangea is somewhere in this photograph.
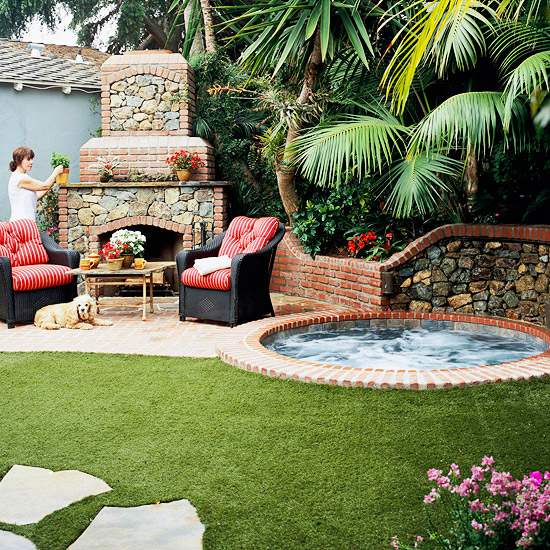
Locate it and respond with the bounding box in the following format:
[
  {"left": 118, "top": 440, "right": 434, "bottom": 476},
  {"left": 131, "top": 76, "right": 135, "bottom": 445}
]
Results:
[{"left": 110, "top": 229, "right": 146, "bottom": 268}]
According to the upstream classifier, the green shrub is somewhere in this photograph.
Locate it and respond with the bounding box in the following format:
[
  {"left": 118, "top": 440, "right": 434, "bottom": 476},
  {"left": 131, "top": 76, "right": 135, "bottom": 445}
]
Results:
[{"left": 292, "top": 181, "right": 370, "bottom": 257}]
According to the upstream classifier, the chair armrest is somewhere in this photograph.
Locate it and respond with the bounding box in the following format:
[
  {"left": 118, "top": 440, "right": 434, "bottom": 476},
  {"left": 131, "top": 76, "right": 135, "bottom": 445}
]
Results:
[
  {"left": 0, "top": 256, "right": 14, "bottom": 293},
  {"left": 176, "top": 233, "right": 225, "bottom": 275},
  {"left": 40, "top": 232, "right": 80, "bottom": 268},
  {"left": 230, "top": 248, "right": 273, "bottom": 290}
]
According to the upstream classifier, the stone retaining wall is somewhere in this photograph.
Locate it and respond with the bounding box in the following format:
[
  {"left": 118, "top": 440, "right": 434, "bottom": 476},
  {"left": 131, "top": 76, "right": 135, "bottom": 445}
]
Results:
[
  {"left": 271, "top": 225, "right": 550, "bottom": 326},
  {"left": 390, "top": 239, "right": 549, "bottom": 324}
]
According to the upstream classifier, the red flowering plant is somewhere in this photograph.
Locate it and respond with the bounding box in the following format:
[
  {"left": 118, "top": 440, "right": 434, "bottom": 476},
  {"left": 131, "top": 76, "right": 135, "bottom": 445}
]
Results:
[
  {"left": 346, "top": 229, "right": 402, "bottom": 261},
  {"left": 390, "top": 457, "right": 550, "bottom": 550},
  {"left": 165, "top": 150, "right": 205, "bottom": 171},
  {"left": 99, "top": 241, "right": 122, "bottom": 261}
]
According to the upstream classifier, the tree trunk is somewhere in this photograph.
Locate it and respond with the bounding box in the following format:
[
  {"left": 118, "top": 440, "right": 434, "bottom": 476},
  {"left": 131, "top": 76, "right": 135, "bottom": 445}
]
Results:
[
  {"left": 184, "top": 0, "right": 205, "bottom": 55},
  {"left": 199, "top": 0, "right": 217, "bottom": 53},
  {"left": 143, "top": 16, "right": 169, "bottom": 49},
  {"left": 465, "top": 145, "right": 479, "bottom": 217},
  {"left": 276, "top": 29, "right": 323, "bottom": 225}
]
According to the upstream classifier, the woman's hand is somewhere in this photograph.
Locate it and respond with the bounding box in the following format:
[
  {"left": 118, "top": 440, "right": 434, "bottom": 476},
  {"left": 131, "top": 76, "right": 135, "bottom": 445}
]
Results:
[{"left": 53, "top": 165, "right": 64, "bottom": 177}]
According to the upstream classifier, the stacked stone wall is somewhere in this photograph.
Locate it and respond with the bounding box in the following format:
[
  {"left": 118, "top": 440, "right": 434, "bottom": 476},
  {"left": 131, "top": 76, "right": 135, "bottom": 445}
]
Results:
[
  {"left": 109, "top": 75, "right": 185, "bottom": 132},
  {"left": 389, "top": 239, "right": 549, "bottom": 324}
]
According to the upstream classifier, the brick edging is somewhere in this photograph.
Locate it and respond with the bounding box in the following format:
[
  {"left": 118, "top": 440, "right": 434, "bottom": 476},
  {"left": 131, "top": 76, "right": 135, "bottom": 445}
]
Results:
[
  {"left": 380, "top": 224, "right": 550, "bottom": 271},
  {"left": 217, "top": 311, "right": 550, "bottom": 390}
]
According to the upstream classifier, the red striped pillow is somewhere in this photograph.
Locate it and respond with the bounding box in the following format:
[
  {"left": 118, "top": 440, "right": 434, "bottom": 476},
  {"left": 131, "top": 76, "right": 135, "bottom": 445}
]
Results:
[
  {"left": 9, "top": 219, "right": 48, "bottom": 267},
  {"left": 219, "top": 216, "right": 279, "bottom": 258}
]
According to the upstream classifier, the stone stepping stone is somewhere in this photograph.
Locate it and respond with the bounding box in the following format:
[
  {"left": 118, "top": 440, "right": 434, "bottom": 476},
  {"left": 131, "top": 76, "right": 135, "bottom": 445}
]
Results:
[
  {"left": 0, "top": 530, "right": 37, "bottom": 549},
  {"left": 0, "top": 465, "right": 111, "bottom": 525},
  {"left": 69, "top": 499, "right": 204, "bottom": 549}
]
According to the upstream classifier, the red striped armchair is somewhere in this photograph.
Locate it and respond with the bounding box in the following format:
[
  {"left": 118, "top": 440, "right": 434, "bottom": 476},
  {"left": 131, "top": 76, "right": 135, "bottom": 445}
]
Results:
[
  {"left": 176, "top": 216, "right": 285, "bottom": 327},
  {"left": 0, "top": 219, "right": 79, "bottom": 328}
]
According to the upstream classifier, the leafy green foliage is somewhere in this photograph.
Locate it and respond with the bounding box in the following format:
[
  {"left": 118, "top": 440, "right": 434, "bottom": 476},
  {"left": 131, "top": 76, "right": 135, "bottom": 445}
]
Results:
[
  {"left": 0, "top": 0, "right": 181, "bottom": 52},
  {"left": 295, "top": 108, "right": 409, "bottom": 187},
  {"left": 222, "top": 0, "right": 374, "bottom": 76},
  {"left": 292, "top": 180, "right": 372, "bottom": 257},
  {"left": 50, "top": 152, "right": 70, "bottom": 169},
  {"left": 190, "top": 52, "right": 283, "bottom": 218},
  {"left": 36, "top": 187, "right": 59, "bottom": 242}
]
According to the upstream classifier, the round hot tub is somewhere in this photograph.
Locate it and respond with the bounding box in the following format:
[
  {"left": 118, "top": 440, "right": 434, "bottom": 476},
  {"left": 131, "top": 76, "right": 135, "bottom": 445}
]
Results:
[
  {"left": 217, "top": 312, "right": 550, "bottom": 389},
  {"left": 262, "top": 318, "right": 549, "bottom": 372}
]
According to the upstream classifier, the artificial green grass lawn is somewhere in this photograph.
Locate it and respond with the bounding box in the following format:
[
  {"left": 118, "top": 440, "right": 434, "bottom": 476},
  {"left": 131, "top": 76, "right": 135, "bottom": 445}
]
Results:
[{"left": 0, "top": 353, "right": 549, "bottom": 549}]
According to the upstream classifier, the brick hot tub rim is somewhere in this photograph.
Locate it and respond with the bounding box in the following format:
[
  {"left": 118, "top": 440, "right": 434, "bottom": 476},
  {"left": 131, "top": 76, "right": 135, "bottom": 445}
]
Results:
[{"left": 217, "top": 310, "right": 550, "bottom": 390}]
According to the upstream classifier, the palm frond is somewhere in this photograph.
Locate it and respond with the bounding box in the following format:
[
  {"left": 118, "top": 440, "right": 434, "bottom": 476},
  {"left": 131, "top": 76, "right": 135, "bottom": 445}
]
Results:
[
  {"left": 503, "top": 50, "right": 550, "bottom": 128},
  {"left": 381, "top": 0, "right": 495, "bottom": 114},
  {"left": 295, "top": 110, "right": 409, "bottom": 187},
  {"left": 409, "top": 91, "right": 525, "bottom": 156},
  {"left": 496, "top": 0, "right": 546, "bottom": 22},
  {"left": 381, "top": 153, "right": 463, "bottom": 218},
  {"left": 491, "top": 20, "right": 550, "bottom": 74}
]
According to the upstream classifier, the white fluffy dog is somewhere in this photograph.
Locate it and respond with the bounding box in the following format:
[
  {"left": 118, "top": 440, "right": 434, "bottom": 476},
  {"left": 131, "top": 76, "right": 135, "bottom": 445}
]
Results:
[{"left": 34, "top": 294, "right": 113, "bottom": 330}]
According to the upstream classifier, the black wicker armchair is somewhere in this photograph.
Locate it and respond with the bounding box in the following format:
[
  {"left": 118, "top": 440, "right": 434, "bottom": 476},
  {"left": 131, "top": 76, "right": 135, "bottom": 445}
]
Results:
[
  {"left": 176, "top": 222, "right": 285, "bottom": 327},
  {"left": 0, "top": 232, "right": 79, "bottom": 329}
]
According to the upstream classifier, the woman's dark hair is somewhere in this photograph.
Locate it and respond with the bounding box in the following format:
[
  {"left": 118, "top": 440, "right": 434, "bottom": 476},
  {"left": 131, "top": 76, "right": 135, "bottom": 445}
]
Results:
[{"left": 9, "top": 147, "right": 35, "bottom": 172}]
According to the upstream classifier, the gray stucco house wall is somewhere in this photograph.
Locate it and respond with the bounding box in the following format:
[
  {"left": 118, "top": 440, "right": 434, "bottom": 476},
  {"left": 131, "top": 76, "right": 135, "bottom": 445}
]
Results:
[{"left": 0, "top": 85, "right": 100, "bottom": 220}]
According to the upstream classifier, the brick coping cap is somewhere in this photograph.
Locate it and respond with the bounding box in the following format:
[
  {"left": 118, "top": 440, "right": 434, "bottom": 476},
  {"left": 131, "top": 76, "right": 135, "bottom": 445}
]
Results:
[
  {"left": 379, "top": 223, "right": 550, "bottom": 271},
  {"left": 81, "top": 136, "right": 213, "bottom": 148},
  {"left": 282, "top": 224, "right": 550, "bottom": 273},
  {"left": 102, "top": 51, "right": 189, "bottom": 68}
]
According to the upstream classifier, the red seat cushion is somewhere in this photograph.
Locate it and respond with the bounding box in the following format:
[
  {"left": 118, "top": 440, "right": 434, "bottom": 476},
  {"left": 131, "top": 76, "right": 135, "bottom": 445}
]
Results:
[
  {"left": 219, "top": 216, "right": 279, "bottom": 258},
  {"left": 9, "top": 219, "right": 48, "bottom": 266},
  {"left": 11, "top": 264, "right": 74, "bottom": 292},
  {"left": 181, "top": 267, "right": 231, "bottom": 291}
]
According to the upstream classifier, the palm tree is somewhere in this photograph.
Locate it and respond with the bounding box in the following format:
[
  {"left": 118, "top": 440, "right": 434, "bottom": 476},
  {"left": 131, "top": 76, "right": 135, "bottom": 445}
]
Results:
[
  {"left": 294, "top": 0, "right": 549, "bottom": 218},
  {"left": 217, "top": 0, "right": 375, "bottom": 223}
]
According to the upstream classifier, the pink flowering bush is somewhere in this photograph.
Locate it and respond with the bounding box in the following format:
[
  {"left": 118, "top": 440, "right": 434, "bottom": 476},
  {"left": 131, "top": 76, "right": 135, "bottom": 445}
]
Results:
[{"left": 391, "top": 457, "right": 550, "bottom": 549}]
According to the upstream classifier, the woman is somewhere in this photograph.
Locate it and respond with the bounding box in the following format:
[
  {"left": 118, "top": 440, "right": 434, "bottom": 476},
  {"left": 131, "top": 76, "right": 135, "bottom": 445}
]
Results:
[{"left": 8, "top": 147, "right": 64, "bottom": 221}]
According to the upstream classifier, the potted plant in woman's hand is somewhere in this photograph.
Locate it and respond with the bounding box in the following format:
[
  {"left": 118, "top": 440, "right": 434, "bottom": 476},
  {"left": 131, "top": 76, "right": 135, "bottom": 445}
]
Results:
[
  {"left": 110, "top": 229, "right": 146, "bottom": 269},
  {"left": 165, "top": 150, "right": 205, "bottom": 182},
  {"left": 99, "top": 242, "right": 124, "bottom": 271},
  {"left": 50, "top": 152, "right": 70, "bottom": 184}
]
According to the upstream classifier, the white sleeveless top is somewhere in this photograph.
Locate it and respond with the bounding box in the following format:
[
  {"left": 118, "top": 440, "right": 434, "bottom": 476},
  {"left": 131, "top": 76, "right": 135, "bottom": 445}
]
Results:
[{"left": 8, "top": 171, "right": 37, "bottom": 221}]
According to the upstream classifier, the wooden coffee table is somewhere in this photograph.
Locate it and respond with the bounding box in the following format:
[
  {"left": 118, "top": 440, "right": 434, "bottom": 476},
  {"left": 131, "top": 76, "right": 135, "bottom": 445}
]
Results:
[{"left": 68, "top": 261, "right": 176, "bottom": 320}]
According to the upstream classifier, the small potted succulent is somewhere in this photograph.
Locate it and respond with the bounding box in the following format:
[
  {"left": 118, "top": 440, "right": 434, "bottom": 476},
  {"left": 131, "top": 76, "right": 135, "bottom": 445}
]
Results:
[
  {"left": 50, "top": 152, "right": 70, "bottom": 184},
  {"left": 99, "top": 241, "right": 124, "bottom": 271},
  {"left": 165, "top": 150, "right": 205, "bottom": 182},
  {"left": 110, "top": 229, "right": 146, "bottom": 268},
  {"left": 96, "top": 157, "right": 120, "bottom": 183}
]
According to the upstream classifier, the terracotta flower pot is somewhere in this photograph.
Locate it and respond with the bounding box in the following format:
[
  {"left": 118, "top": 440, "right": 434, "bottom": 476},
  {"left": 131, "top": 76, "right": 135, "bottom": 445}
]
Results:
[
  {"left": 176, "top": 169, "right": 191, "bottom": 182},
  {"left": 121, "top": 254, "right": 134, "bottom": 269},
  {"left": 106, "top": 258, "right": 124, "bottom": 271},
  {"left": 55, "top": 168, "right": 70, "bottom": 185}
]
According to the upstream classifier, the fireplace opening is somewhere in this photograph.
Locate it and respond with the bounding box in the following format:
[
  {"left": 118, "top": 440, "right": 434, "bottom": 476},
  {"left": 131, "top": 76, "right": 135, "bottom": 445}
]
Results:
[{"left": 99, "top": 225, "right": 184, "bottom": 296}]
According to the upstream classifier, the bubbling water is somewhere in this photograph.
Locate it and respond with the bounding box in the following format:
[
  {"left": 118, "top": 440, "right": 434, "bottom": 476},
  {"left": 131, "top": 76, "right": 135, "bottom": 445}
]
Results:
[{"left": 264, "top": 323, "right": 546, "bottom": 371}]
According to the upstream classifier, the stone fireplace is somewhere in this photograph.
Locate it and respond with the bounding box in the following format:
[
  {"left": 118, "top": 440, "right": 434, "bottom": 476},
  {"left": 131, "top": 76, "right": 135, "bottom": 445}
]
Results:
[{"left": 58, "top": 50, "right": 229, "bottom": 255}]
